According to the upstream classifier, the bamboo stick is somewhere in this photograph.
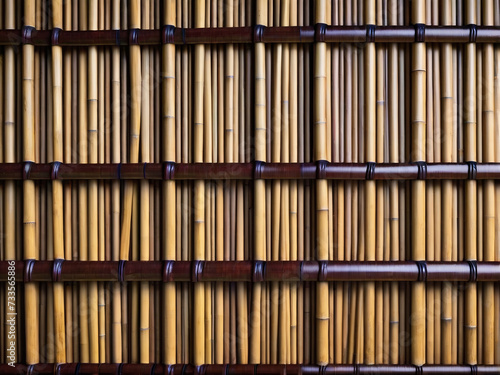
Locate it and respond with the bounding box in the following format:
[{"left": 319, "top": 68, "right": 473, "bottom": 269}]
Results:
[
  {"left": 162, "top": 0, "right": 176, "bottom": 365},
  {"left": 315, "top": 0, "right": 329, "bottom": 366},
  {"left": 482, "top": 0, "right": 495, "bottom": 365},
  {"left": 411, "top": 0, "right": 426, "bottom": 366},
  {"left": 22, "top": 0, "right": 39, "bottom": 365}
]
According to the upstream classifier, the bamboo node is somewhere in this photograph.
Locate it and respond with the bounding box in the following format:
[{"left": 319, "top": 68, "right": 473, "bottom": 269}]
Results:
[
  {"left": 24, "top": 259, "right": 35, "bottom": 283},
  {"left": 51, "top": 161, "right": 62, "bottom": 180},
  {"left": 467, "top": 161, "right": 477, "bottom": 180},
  {"left": 415, "top": 23, "right": 425, "bottom": 43},
  {"left": 468, "top": 24, "right": 477, "bottom": 43},
  {"left": 365, "top": 162, "right": 376, "bottom": 180},
  {"left": 162, "top": 25, "right": 175, "bottom": 44},
  {"left": 314, "top": 23, "right": 327, "bottom": 43},
  {"left": 366, "top": 25, "right": 376, "bottom": 43},
  {"left": 416, "top": 261, "right": 427, "bottom": 282},
  {"left": 51, "top": 28, "right": 62, "bottom": 46},
  {"left": 254, "top": 25, "right": 265, "bottom": 43},
  {"left": 23, "top": 161, "right": 34, "bottom": 179},
  {"left": 22, "top": 26, "right": 35, "bottom": 44},
  {"left": 52, "top": 259, "right": 64, "bottom": 282},
  {"left": 467, "top": 260, "right": 478, "bottom": 282}
]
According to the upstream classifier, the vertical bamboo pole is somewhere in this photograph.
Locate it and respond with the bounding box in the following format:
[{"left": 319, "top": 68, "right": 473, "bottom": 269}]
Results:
[
  {"left": 482, "top": 0, "right": 495, "bottom": 365},
  {"left": 51, "top": 0, "right": 66, "bottom": 364},
  {"left": 162, "top": 0, "right": 176, "bottom": 365},
  {"left": 194, "top": 0, "right": 206, "bottom": 366},
  {"left": 411, "top": 0, "right": 426, "bottom": 366},
  {"left": 363, "top": 0, "right": 376, "bottom": 365},
  {"left": 388, "top": 0, "right": 399, "bottom": 364},
  {"left": 315, "top": 0, "right": 328, "bottom": 366},
  {"left": 464, "top": 0, "right": 477, "bottom": 365},
  {"left": 111, "top": 0, "right": 122, "bottom": 363},
  {"left": 87, "top": 0, "right": 99, "bottom": 364},
  {"left": 139, "top": 0, "right": 151, "bottom": 363},
  {"left": 440, "top": 0, "right": 453, "bottom": 364},
  {"left": 250, "top": 0, "right": 267, "bottom": 365},
  {"left": 22, "top": 0, "right": 39, "bottom": 365}
]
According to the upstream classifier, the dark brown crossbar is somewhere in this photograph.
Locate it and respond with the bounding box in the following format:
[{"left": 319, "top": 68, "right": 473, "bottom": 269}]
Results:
[
  {"left": 0, "top": 25, "right": 499, "bottom": 46},
  {"left": 0, "top": 161, "right": 496, "bottom": 180},
  {"left": 2, "top": 260, "right": 498, "bottom": 283},
  {"left": 2, "top": 363, "right": 499, "bottom": 375}
]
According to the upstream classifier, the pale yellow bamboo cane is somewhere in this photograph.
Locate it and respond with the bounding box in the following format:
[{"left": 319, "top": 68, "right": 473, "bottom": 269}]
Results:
[
  {"left": 111, "top": 0, "right": 122, "bottom": 363},
  {"left": 51, "top": 0, "right": 67, "bottom": 363},
  {"left": 315, "top": 0, "right": 328, "bottom": 366},
  {"left": 482, "top": 0, "right": 495, "bottom": 365},
  {"left": 22, "top": 0, "right": 39, "bottom": 365},
  {"left": 363, "top": 0, "right": 376, "bottom": 365},
  {"left": 388, "top": 0, "right": 399, "bottom": 364},
  {"left": 119, "top": 0, "right": 142, "bottom": 261},
  {"left": 464, "top": 0, "right": 477, "bottom": 366},
  {"left": 193, "top": 0, "right": 206, "bottom": 366},
  {"left": 411, "top": 0, "right": 426, "bottom": 366},
  {"left": 250, "top": 0, "right": 267, "bottom": 364},
  {"left": 162, "top": 0, "right": 176, "bottom": 365}
]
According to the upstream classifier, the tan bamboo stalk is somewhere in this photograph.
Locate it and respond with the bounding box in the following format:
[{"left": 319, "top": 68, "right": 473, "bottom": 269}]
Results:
[
  {"left": 86, "top": 0, "right": 100, "bottom": 364},
  {"left": 77, "top": 0, "right": 90, "bottom": 362},
  {"left": 50, "top": 0, "right": 67, "bottom": 363},
  {"left": 362, "top": 0, "right": 376, "bottom": 365},
  {"left": 439, "top": 0, "right": 453, "bottom": 364},
  {"left": 119, "top": 0, "right": 141, "bottom": 260},
  {"left": 314, "top": 0, "right": 328, "bottom": 366},
  {"left": 388, "top": 0, "right": 399, "bottom": 364},
  {"left": 138, "top": 0, "right": 151, "bottom": 363},
  {"left": 63, "top": 0, "right": 74, "bottom": 363},
  {"left": 21, "top": 0, "right": 39, "bottom": 365},
  {"left": 482, "top": 0, "right": 495, "bottom": 365},
  {"left": 111, "top": 0, "right": 122, "bottom": 363},
  {"left": 193, "top": 0, "right": 206, "bottom": 365},
  {"left": 411, "top": 0, "right": 426, "bottom": 366},
  {"left": 494, "top": 2, "right": 500, "bottom": 364},
  {"left": 4, "top": 0, "right": 17, "bottom": 362},
  {"left": 374, "top": 0, "right": 385, "bottom": 364},
  {"left": 289, "top": 0, "right": 298, "bottom": 365},
  {"left": 250, "top": 0, "right": 267, "bottom": 364},
  {"left": 0, "top": 33, "right": 5, "bottom": 364},
  {"left": 464, "top": 0, "right": 477, "bottom": 365},
  {"left": 162, "top": 0, "right": 176, "bottom": 365}
]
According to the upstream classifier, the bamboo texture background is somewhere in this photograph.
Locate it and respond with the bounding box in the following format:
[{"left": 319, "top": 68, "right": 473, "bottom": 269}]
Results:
[{"left": 0, "top": 0, "right": 499, "bottom": 371}]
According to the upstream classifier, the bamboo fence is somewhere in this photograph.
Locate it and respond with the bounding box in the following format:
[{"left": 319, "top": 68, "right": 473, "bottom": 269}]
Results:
[{"left": 0, "top": 1, "right": 499, "bottom": 374}]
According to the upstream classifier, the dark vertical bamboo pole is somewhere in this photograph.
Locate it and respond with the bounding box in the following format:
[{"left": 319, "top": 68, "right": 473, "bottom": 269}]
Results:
[
  {"left": 111, "top": 0, "right": 122, "bottom": 364},
  {"left": 23, "top": 0, "right": 39, "bottom": 365},
  {"left": 411, "top": 0, "right": 426, "bottom": 366},
  {"left": 464, "top": 0, "right": 477, "bottom": 365},
  {"left": 51, "top": 0, "right": 66, "bottom": 364},
  {"left": 482, "top": 0, "right": 495, "bottom": 365},
  {"left": 194, "top": 0, "right": 206, "bottom": 366},
  {"left": 364, "top": 0, "right": 376, "bottom": 365},
  {"left": 162, "top": 0, "right": 176, "bottom": 365},
  {"left": 250, "top": 0, "right": 267, "bottom": 365},
  {"left": 315, "top": 0, "right": 328, "bottom": 366}
]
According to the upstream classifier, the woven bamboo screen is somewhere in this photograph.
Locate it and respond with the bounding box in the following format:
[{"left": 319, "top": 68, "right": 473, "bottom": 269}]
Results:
[{"left": 1, "top": 0, "right": 500, "bottom": 374}]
